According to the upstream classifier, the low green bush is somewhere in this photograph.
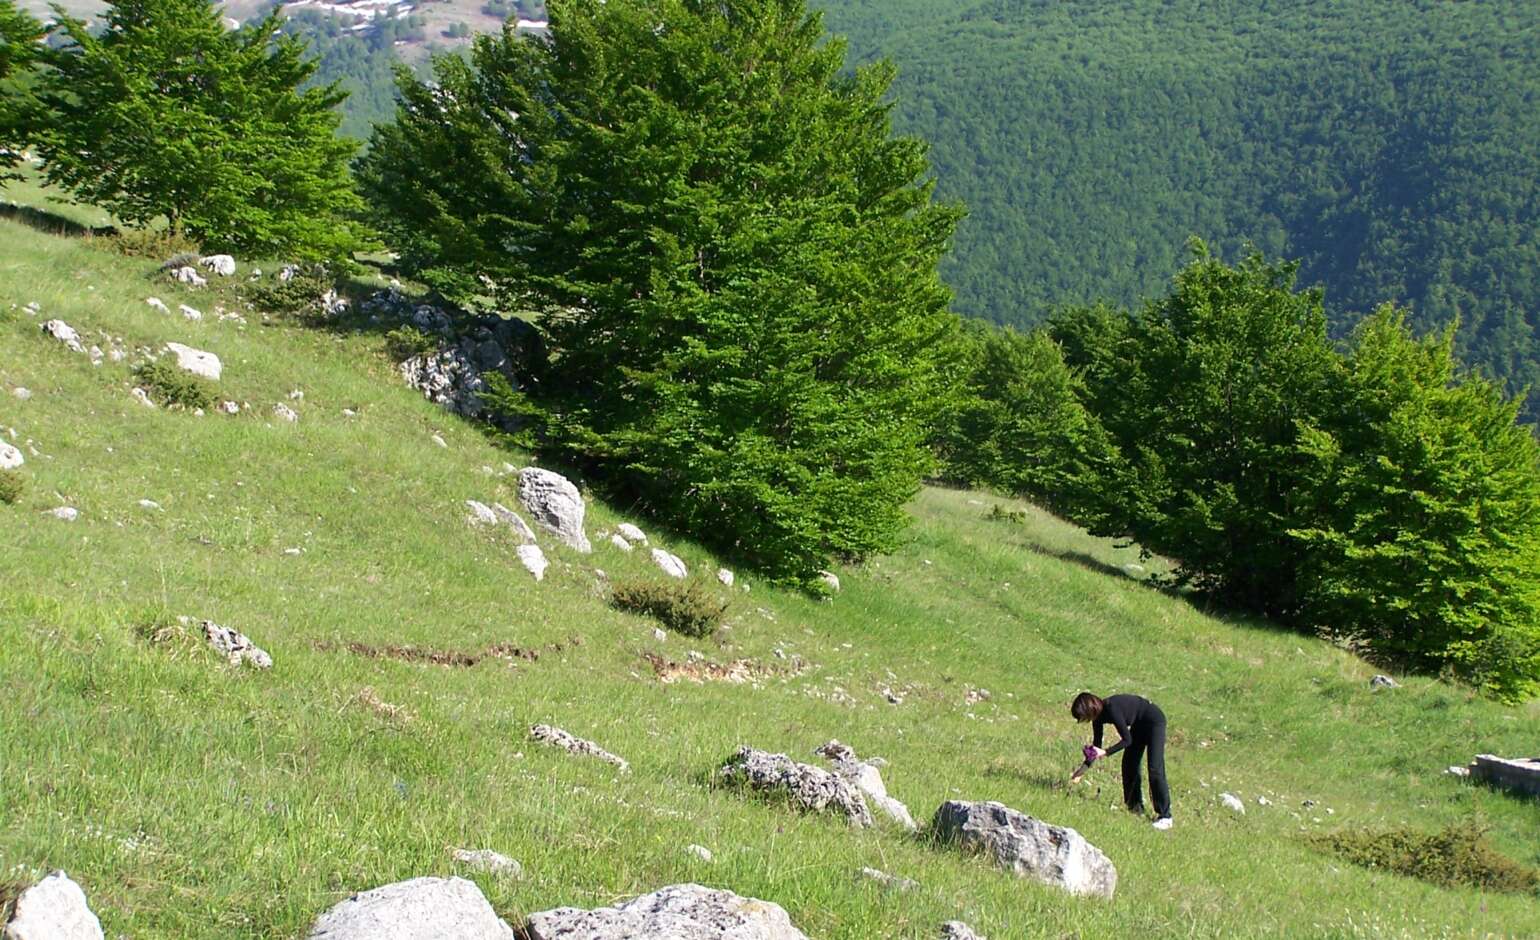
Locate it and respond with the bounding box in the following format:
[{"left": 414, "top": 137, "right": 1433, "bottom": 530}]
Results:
[
  {"left": 383, "top": 325, "right": 437, "bottom": 362},
  {"left": 610, "top": 578, "right": 728, "bottom": 639},
  {"left": 132, "top": 360, "right": 215, "bottom": 410},
  {"left": 1311, "top": 823, "right": 1539, "bottom": 894},
  {"left": 0, "top": 469, "right": 24, "bottom": 505},
  {"left": 986, "top": 504, "right": 1027, "bottom": 524},
  {"left": 95, "top": 226, "right": 202, "bottom": 260},
  {"left": 246, "top": 264, "right": 336, "bottom": 316}
]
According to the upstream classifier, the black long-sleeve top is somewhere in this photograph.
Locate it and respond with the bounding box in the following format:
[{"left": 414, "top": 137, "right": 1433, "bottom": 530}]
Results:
[{"left": 1092, "top": 693, "right": 1162, "bottom": 757}]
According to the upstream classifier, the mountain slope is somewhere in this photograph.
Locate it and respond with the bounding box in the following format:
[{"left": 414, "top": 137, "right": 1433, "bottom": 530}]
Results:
[{"left": 0, "top": 205, "right": 1537, "bottom": 937}]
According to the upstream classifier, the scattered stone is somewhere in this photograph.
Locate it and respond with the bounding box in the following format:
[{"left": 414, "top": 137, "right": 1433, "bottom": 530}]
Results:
[
  {"left": 146, "top": 297, "right": 170, "bottom": 314},
  {"left": 609, "top": 533, "right": 633, "bottom": 552},
  {"left": 1121, "top": 563, "right": 1146, "bottom": 576},
  {"left": 529, "top": 724, "right": 629, "bottom": 772},
  {"left": 686, "top": 844, "right": 714, "bottom": 863},
  {"left": 46, "top": 506, "right": 78, "bottom": 521},
  {"left": 138, "top": 499, "right": 161, "bottom": 510},
  {"left": 273, "top": 403, "right": 299, "bottom": 423},
  {"left": 819, "top": 570, "right": 841, "bottom": 593},
  {"left": 2, "top": 870, "right": 105, "bottom": 940},
  {"left": 23, "top": 301, "right": 40, "bottom": 315},
  {"left": 931, "top": 800, "right": 1117, "bottom": 899},
  {"left": 171, "top": 265, "right": 207, "bottom": 288},
  {"left": 517, "top": 468, "right": 591, "bottom": 552},
  {"left": 815, "top": 740, "right": 916, "bottom": 830},
  {"left": 431, "top": 434, "right": 447, "bottom": 448},
  {"left": 717, "top": 745, "right": 873, "bottom": 827},
  {"left": 616, "top": 522, "right": 648, "bottom": 544},
  {"left": 651, "top": 548, "right": 688, "bottom": 579},
  {"left": 517, "top": 544, "right": 549, "bottom": 581},
  {"left": 1257, "top": 795, "right": 1271, "bottom": 806},
  {"left": 88, "top": 345, "right": 104, "bottom": 366},
  {"left": 1221, "top": 793, "right": 1246, "bottom": 814},
  {"left": 859, "top": 867, "right": 917, "bottom": 891},
  {"left": 1445, "top": 765, "right": 1471, "bottom": 778},
  {"left": 491, "top": 503, "right": 538, "bottom": 543},
  {"left": 652, "top": 628, "right": 667, "bottom": 642},
  {"left": 178, "top": 303, "right": 202, "bottom": 321},
  {"left": 163, "top": 342, "right": 222, "bottom": 380},
  {"left": 131, "top": 387, "right": 157, "bottom": 408},
  {"left": 963, "top": 687, "right": 991, "bottom": 706},
  {"left": 882, "top": 687, "right": 904, "bottom": 705},
  {"left": 288, "top": 389, "right": 304, "bottom": 401},
  {"left": 1471, "top": 754, "right": 1540, "bottom": 796},
  {"left": 218, "top": 400, "right": 240, "bottom": 415},
  {"left": 450, "top": 848, "right": 522, "bottom": 878},
  {"left": 304, "top": 876, "right": 513, "bottom": 940},
  {"left": 0, "top": 441, "right": 23, "bottom": 469},
  {"left": 941, "top": 922, "right": 986, "bottom": 940},
  {"left": 198, "top": 618, "right": 272, "bottom": 669},
  {"left": 42, "top": 319, "right": 84, "bottom": 353},
  {"left": 199, "top": 254, "right": 236, "bottom": 276},
  {"left": 717, "top": 567, "right": 735, "bottom": 587},
  {"left": 524, "top": 883, "right": 808, "bottom": 940},
  {"left": 13, "top": 387, "right": 31, "bottom": 400},
  {"left": 1370, "top": 674, "right": 1398, "bottom": 690},
  {"left": 278, "top": 265, "right": 298, "bottom": 282},
  {"left": 466, "top": 499, "right": 500, "bottom": 526}
]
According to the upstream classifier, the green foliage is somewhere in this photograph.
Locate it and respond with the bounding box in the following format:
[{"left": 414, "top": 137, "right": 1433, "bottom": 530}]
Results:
[
  {"left": 1055, "top": 246, "right": 1540, "bottom": 698},
  {"left": 0, "top": 468, "right": 23, "bottom": 505},
  {"left": 933, "top": 321, "right": 1114, "bottom": 512},
  {"left": 610, "top": 577, "right": 728, "bottom": 639},
  {"left": 0, "top": 0, "right": 44, "bottom": 181},
  {"left": 132, "top": 359, "right": 216, "bottom": 410},
  {"left": 1311, "top": 823, "right": 1539, "bottom": 895},
  {"left": 383, "top": 325, "right": 438, "bottom": 362},
  {"left": 96, "top": 226, "right": 202, "bottom": 260},
  {"left": 813, "top": 0, "right": 1540, "bottom": 421},
  {"left": 245, "top": 264, "right": 336, "bottom": 316},
  {"left": 1290, "top": 308, "right": 1540, "bottom": 702},
  {"left": 360, "top": 0, "right": 963, "bottom": 579},
  {"left": 33, "top": 0, "right": 370, "bottom": 260},
  {"left": 984, "top": 504, "right": 1026, "bottom": 525}
]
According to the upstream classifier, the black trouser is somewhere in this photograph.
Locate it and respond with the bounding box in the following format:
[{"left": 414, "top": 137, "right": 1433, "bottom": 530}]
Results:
[{"left": 1121, "top": 713, "right": 1170, "bottom": 817}]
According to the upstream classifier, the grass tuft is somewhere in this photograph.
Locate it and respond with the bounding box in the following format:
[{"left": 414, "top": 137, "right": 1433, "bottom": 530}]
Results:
[
  {"left": 132, "top": 359, "right": 216, "bottom": 410},
  {"left": 0, "top": 469, "right": 23, "bottom": 505},
  {"left": 1310, "top": 823, "right": 1540, "bottom": 894},
  {"left": 610, "top": 578, "right": 728, "bottom": 638}
]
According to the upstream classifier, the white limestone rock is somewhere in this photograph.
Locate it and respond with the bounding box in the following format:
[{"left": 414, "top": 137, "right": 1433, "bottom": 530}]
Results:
[
  {"left": 466, "top": 500, "right": 500, "bottom": 526},
  {"left": 41, "top": 319, "right": 84, "bottom": 353},
  {"left": 517, "top": 467, "right": 591, "bottom": 553},
  {"left": 616, "top": 522, "right": 648, "bottom": 545},
  {"left": 199, "top": 254, "right": 236, "bottom": 276},
  {"left": 517, "top": 543, "right": 548, "bottom": 581},
  {"left": 816, "top": 740, "right": 917, "bottom": 831},
  {"left": 178, "top": 304, "right": 202, "bottom": 321},
  {"left": 0, "top": 441, "right": 22, "bottom": 469},
  {"left": 651, "top": 548, "right": 687, "bottom": 579},
  {"left": 931, "top": 800, "right": 1117, "bottom": 899},
  {"left": 717, "top": 568, "right": 735, "bottom": 587},
  {"left": 717, "top": 746, "right": 873, "bottom": 827},
  {"left": 2, "top": 870, "right": 104, "bottom": 940},
  {"left": 529, "top": 723, "right": 628, "bottom": 771},
  {"left": 146, "top": 297, "right": 170, "bottom": 314},
  {"left": 451, "top": 848, "right": 522, "bottom": 878},
  {"left": 304, "top": 876, "right": 513, "bottom": 940},
  {"left": 163, "top": 342, "right": 221, "bottom": 380},
  {"left": 273, "top": 403, "right": 299, "bottom": 423},
  {"left": 1221, "top": 793, "right": 1246, "bottom": 814},
  {"left": 171, "top": 265, "right": 207, "bottom": 288},
  {"left": 524, "top": 883, "right": 808, "bottom": 940},
  {"left": 199, "top": 619, "right": 272, "bottom": 669},
  {"left": 609, "top": 533, "right": 633, "bottom": 552}
]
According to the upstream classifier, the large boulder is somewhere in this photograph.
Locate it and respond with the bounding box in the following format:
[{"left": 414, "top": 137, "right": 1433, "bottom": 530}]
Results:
[
  {"left": 305, "top": 876, "right": 513, "bottom": 940},
  {"left": 2, "top": 871, "right": 104, "bottom": 940},
  {"left": 524, "top": 883, "right": 808, "bottom": 940},
  {"left": 163, "top": 342, "right": 222, "bottom": 381},
  {"left": 717, "top": 746, "right": 873, "bottom": 827},
  {"left": 518, "top": 468, "right": 591, "bottom": 553},
  {"left": 930, "top": 800, "right": 1116, "bottom": 899},
  {"left": 199, "top": 254, "right": 236, "bottom": 276},
  {"left": 815, "top": 740, "right": 916, "bottom": 830}
]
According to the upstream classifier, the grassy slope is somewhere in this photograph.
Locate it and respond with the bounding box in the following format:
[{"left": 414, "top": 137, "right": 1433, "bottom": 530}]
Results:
[{"left": 0, "top": 206, "right": 1537, "bottom": 939}]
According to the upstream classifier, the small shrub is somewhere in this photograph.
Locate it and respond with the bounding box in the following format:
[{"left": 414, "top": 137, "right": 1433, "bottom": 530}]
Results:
[
  {"left": 384, "top": 325, "right": 438, "bottom": 362},
  {"left": 246, "top": 264, "right": 336, "bottom": 316},
  {"left": 0, "top": 469, "right": 23, "bottom": 505},
  {"left": 610, "top": 578, "right": 728, "bottom": 639},
  {"left": 986, "top": 504, "right": 1027, "bottom": 524},
  {"left": 132, "top": 359, "right": 216, "bottom": 410},
  {"left": 1310, "top": 823, "right": 1539, "bottom": 894},
  {"left": 96, "top": 226, "right": 202, "bottom": 259}
]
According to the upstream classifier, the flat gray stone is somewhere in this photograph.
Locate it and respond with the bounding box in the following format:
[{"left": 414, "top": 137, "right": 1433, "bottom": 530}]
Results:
[
  {"left": 524, "top": 883, "right": 807, "bottom": 940},
  {"left": 306, "top": 876, "right": 513, "bottom": 940},
  {"left": 164, "top": 342, "right": 221, "bottom": 381},
  {"left": 718, "top": 746, "right": 872, "bottom": 827},
  {"left": 931, "top": 800, "right": 1116, "bottom": 899}
]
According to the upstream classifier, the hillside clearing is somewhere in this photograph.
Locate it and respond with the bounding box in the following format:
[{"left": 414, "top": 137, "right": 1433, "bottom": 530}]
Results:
[{"left": 1, "top": 210, "right": 1537, "bottom": 938}]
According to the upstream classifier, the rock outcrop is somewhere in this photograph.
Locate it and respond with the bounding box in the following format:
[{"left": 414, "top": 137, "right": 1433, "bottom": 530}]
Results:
[
  {"left": 305, "top": 877, "right": 513, "bottom": 940},
  {"left": 42, "top": 319, "right": 84, "bottom": 353},
  {"left": 717, "top": 746, "right": 873, "bottom": 827},
  {"left": 163, "top": 342, "right": 222, "bottom": 381},
  {"left": 930, "top": 800, "right": 1116, "bottom": 899},
  {"left": 529, "top": 723, "right": 629, "bottom": 771},
  {"left": 524, "top": 883, "right": 808, "bottom": 940},
  {"left": 199, "top": 254, "right": 236, "bottom": 277},
  {"left": 815, "top": 740, "right": 916, "bottom": 830}
]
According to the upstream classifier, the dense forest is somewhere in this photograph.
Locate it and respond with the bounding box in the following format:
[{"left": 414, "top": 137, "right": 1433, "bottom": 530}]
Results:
[{"left": 811, "top": 0, "right": 1540, "bottom": 417}]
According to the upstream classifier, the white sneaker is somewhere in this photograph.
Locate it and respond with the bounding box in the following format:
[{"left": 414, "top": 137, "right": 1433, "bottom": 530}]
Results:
[{"left": 1152, "top": 816, "right": 1173, "bottom": 830}]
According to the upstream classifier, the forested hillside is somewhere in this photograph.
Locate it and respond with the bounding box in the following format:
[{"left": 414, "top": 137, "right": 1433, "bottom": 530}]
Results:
[{"left": 813, "top": 0, "right": 1540, "bottom": 415}]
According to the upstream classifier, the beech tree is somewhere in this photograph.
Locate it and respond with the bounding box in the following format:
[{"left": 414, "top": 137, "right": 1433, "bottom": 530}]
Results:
[
  {"left": 37, "top": 0, "right": 368, "bottom": 258},
  {"left": 0, "top": 0, "right": 44, "bottom": 180},
  {"left": 360, "top": 0, "right": 963, "bottom": 580}
]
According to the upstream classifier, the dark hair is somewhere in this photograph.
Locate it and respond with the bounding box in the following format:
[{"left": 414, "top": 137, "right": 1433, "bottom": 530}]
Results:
[{"left": 1071, "top": 692, "right": 1103, "bottom": 722}]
